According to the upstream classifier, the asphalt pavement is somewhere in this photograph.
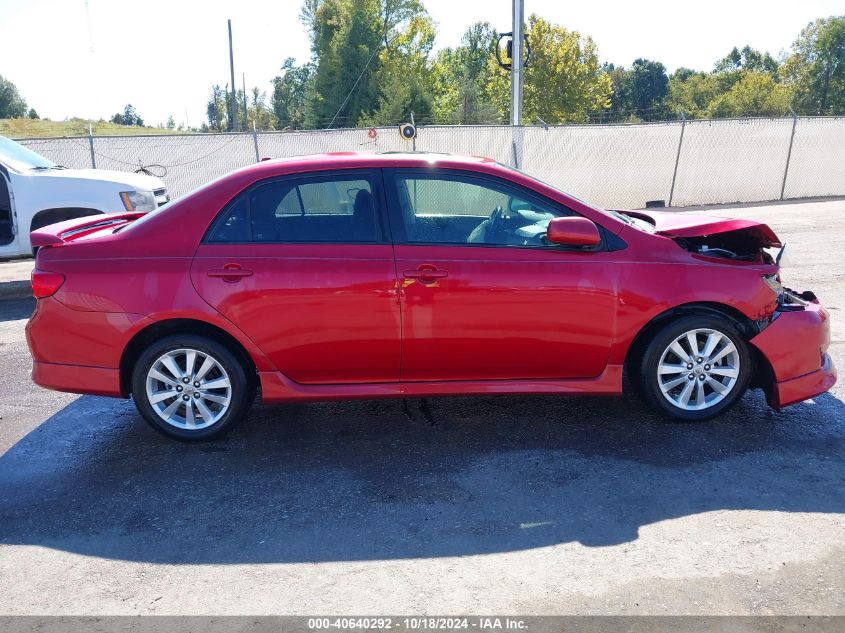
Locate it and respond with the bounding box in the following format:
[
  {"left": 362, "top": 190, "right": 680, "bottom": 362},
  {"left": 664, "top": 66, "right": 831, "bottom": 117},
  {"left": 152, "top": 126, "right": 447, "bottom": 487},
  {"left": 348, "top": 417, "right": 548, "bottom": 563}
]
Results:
[{"left": 0, "top": 199, "right": 843, "bottom": 615}]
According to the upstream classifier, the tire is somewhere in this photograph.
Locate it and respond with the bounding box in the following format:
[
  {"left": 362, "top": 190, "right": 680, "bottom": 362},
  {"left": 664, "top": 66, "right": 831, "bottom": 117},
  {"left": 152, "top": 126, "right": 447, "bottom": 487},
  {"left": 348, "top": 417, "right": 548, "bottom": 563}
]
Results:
[
  {"left": 637, "top": 314, "right": 752, "bottom": 421},
  {"left": 131, "top": 334, "right": 254, "bottom": 441}
]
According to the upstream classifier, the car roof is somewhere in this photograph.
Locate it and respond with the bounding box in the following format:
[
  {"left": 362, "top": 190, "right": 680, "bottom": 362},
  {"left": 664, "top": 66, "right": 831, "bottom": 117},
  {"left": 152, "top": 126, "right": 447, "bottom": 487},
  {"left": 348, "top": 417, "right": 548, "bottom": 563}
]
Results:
[{"left": 232, "top": 151, "right": 498, "bottom": 179}]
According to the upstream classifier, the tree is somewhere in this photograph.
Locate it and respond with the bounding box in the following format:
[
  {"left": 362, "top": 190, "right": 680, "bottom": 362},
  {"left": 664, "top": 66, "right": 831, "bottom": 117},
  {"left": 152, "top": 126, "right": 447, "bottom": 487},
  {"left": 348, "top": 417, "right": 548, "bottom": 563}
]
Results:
[
  {"left": 603, "top": 63, "right": 632, "bottom": 121},
  {"left": 628, "top": 59, "right": 669, "bottom": 120},
  {"left": 706, "top": 72, "right": 792, "bottom": 117},
  {"left": 0, "top": 74, "right": 28, "bottom": 118},
  {"left": 484, "top": 15, "right": 612, "bottom": 123},
  {"left": 715, "top": 45, "right": 779, "bottom": 76},
  {"left": 166, "top": 115, "right": 176, "bottom": 129},
  {"left": 27, "top": 108, "right": 39, "bottom": 120},
  {"left": 782, "top": 16, "right": 845, "bottom": 115},
  {"left": 206, "top": 85, "right": 227, "bottom": 131},
  {"left": 362, "top": 6, "right": 436, "bottom": 125},
  {"left": 430, "top": 22, "right": 498, "bottom": 124},
  {"left": 271, "top": 58, "right": 314, "bottom": 129},
  {"left": 307, "top": 0, "right": 384, "bottom": 127},
  {"left": 111, "top": 103, "right": 144, "bottom": 126},
  {"left": 602, "top": 59, "right": 669, "bottom": 121},
  {"left": 249, "top": 87, "right": 278, "bottom": 130},
  {"left": 305, "top": 0, "right": 433, "bottom": 128},
  {"left": 667, "top": 69, "right": 717, "bottom": 118}
]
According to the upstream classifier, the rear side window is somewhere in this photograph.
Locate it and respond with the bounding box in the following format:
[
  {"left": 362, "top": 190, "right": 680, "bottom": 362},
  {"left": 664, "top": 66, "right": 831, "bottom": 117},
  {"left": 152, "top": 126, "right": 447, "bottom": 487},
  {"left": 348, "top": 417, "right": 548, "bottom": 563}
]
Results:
[{"left": 206, "top": 172, "right": 382, "bottom": 243}]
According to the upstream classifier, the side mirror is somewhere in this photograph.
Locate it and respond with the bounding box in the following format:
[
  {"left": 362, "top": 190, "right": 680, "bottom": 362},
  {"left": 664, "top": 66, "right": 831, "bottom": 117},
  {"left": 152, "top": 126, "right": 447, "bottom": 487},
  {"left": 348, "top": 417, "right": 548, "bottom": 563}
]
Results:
[{"left": 546, "top": 217, "right": 601, "bottom": 247}]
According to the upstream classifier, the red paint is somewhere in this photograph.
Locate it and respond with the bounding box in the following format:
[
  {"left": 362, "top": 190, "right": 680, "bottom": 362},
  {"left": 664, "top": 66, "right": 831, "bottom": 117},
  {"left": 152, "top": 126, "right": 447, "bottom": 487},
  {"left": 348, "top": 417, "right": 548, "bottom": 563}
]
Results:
[
  {"left": 31, "top": 361, "right": 121, "bottom": 397},
  {"left": 190, "top": 243, "right": 401, "bottom": 384},
  {"left": 749, "top": 302, "right": 836, "bottom": 408},
  {"left": 546, "top": 217, "right": 601, "bottom": 246},
  {"left": 624, "top": 209, "right": 782, "bottom": 247},
  {"left": 25, "top": 152, "right": 835, "bottom": 411}
]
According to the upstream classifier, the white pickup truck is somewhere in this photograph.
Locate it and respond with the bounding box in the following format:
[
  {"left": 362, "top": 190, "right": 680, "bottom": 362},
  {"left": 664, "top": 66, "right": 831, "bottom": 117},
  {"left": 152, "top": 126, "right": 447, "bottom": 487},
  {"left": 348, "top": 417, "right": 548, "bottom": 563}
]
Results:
[{"left": 0, "top": 135, "right": 168, "bottom": 258}]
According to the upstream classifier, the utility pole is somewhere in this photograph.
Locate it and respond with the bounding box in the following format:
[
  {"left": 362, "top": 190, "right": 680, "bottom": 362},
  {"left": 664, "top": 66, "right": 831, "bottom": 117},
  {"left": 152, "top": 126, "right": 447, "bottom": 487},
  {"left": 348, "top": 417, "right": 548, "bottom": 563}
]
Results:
[
  {"left": 242, "top": 72, "right": 248, "bottom": 130},
  {"left": 511, "top": 0, "right": 524, "bottom": 126},
  {"left": 228, "top": 19, "right": 236, "bottom": 132}
]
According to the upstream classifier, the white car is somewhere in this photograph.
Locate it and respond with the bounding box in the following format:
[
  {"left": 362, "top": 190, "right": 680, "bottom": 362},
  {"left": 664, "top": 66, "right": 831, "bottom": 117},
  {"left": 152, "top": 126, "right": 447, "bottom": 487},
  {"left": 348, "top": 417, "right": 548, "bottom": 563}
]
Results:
[{"left": 0, "top": 135, "right": 168, "bottom": 258}]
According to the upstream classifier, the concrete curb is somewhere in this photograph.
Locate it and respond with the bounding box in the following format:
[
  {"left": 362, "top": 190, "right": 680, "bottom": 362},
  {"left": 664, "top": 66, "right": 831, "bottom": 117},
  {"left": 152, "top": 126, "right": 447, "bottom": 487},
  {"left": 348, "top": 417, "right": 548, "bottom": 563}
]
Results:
[{"left": 0, "top": 281, "right": 31, "bottom": 301}]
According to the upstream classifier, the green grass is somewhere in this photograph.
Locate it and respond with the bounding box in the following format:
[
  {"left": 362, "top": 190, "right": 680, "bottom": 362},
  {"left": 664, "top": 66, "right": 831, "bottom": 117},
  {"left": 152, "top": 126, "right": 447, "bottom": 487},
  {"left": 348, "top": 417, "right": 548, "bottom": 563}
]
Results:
[{"left": 1, "top": 117, "right": 182, "bottom": 139}]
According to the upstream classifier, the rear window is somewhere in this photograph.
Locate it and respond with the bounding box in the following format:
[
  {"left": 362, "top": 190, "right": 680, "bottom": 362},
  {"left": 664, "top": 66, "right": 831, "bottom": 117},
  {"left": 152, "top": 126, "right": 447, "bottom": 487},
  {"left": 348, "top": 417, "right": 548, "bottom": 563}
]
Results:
[{"left": 207, "top": 172, "right": 382, "bottom": 243}]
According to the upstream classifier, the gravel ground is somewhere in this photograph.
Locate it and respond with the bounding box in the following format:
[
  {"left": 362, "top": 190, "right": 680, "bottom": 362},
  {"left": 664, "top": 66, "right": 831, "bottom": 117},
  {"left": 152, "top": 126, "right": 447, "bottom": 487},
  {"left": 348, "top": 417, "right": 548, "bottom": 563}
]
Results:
[{"left": 0, "top": 199, "right": 842, "bottom": 616}]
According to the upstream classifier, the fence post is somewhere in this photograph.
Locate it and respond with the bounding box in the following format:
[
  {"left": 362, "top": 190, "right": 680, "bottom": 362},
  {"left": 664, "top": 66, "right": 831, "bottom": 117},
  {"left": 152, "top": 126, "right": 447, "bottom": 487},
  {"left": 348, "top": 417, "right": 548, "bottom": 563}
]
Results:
[
  {"left": 780, "top": 108, "right": 798, "bottom": 200},
  {"left": 252, "top": 121, "right": 260, "bottom": 162},
  {"left": 410, "top": 111, "right": 417, "bottom": 152},
  {"left": 511, "top": 125, "right": 524, "bottom": 170},
  {"left": 668, "top": 111, "right": 686, "bottom": 207},
  {"left": 88, "top": 121, "right": 97, "bottom": 169}
]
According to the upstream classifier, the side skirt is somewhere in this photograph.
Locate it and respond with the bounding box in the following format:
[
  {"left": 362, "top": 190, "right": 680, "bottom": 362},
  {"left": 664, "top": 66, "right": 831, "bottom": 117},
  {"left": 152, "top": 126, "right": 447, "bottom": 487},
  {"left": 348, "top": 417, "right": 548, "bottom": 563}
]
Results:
[{"left": 258, "top": 365, "right": 624, "bottom": 403}]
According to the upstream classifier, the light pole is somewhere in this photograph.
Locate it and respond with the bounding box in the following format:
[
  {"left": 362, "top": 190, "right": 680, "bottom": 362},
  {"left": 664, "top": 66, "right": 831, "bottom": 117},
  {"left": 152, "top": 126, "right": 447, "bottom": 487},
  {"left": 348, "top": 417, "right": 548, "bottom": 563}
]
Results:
[
  {"left": 511, "top": 0, "right": 524, "bottom": 126},
  {"left": 228, "top": 19, "right": 236, "bottom": 132}
]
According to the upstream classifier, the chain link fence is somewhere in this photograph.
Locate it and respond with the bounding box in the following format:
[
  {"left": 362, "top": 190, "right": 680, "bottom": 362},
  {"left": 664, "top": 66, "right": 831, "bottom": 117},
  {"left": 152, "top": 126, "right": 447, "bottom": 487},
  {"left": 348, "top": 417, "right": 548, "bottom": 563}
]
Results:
[{"left": 14, "top": 116, "right": 845, "bottom": 209}]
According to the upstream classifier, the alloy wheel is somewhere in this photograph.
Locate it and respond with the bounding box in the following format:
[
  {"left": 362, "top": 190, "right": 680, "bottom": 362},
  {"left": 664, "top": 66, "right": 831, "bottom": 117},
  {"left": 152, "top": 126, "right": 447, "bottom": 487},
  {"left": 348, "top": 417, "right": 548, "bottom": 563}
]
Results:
[
  {"left": 656, "top": 328, "right": 740, "bottom": 411},
  {"left": 144, "top": 348, "right": 232, "bottom": 430}
]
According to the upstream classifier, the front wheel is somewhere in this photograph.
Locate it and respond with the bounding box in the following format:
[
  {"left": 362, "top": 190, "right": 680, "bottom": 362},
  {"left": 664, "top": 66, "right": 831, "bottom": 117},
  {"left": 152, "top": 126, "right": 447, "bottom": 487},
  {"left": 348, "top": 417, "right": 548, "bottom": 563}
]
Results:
[
  {"left": 637, "top": 315, "right": 752, "bottom": 421},
  {"left": 131, "top": 334, "right": 254, "bottom": 441}
]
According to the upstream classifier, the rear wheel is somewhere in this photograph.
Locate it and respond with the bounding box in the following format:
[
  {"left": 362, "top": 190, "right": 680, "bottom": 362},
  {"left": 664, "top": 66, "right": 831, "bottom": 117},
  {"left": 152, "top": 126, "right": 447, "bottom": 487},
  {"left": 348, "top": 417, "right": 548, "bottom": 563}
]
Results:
[
  {"left": 638, "top": 315, "right": 751, "bottom": 421},
  {"left": 131, "top": 334, "right": 253, "bottom": 440}
]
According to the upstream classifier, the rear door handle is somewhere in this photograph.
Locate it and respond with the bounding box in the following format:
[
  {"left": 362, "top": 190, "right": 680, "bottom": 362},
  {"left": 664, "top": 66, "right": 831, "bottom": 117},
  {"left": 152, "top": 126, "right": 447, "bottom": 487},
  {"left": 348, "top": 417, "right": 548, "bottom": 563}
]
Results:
[{"left": 207, "top": 264, "right": 253, "bottom": 282}]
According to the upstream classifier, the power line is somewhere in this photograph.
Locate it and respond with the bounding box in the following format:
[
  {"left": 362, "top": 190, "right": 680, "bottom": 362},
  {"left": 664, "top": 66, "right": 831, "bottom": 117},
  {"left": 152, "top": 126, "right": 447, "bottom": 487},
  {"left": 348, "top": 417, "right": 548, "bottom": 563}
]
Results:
[{"left": 326, "top": 42, "right": 384, "bottom": 129}]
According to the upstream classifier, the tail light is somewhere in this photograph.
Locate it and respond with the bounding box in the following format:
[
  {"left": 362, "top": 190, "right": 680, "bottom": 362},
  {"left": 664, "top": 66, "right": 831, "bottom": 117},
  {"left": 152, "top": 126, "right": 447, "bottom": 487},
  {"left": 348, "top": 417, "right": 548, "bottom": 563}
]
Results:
[{"left": 31, "top": 269, "right": 65, "bottom": 298}]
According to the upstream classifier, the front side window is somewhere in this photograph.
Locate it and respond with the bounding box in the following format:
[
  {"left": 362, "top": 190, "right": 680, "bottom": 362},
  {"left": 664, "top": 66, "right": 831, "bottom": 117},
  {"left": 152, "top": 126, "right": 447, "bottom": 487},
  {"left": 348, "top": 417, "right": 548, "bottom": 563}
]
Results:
[
  {"left": 389, "top": 171, "right": 570, "bottom": 247},
  {"left": 207, "top": 172, "right": 381, "bottom": 243}
]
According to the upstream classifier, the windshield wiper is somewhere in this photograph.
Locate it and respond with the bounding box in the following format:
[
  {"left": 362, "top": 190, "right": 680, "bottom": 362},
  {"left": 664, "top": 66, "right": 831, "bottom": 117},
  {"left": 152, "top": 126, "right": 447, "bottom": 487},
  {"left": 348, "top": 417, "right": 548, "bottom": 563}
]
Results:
[
  {"left": 30, "top": 165, "right": 66, "bottom": 171},
  {"left": 607, "top": 209, "right": 633, "bottom": 225}
]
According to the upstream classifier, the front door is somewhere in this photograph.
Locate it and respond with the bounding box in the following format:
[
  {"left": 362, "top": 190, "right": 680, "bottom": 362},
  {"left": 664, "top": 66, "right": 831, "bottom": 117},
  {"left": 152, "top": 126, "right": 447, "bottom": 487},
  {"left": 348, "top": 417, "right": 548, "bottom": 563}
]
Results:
[
  {"left": 384, "top": 168, "right": 620, "bottom": 382},
  {"left": 191, "top": 169, "right": 401, "bottom": 384}
]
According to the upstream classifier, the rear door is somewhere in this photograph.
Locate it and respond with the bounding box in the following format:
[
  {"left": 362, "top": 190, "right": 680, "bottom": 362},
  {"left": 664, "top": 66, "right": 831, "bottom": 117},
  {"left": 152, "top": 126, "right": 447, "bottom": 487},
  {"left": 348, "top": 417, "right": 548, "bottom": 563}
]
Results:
[
  {"left": 190, "top": 169, "right": 401, "bottom": 384},
  {"left": 384, "top": 168, "right": 620, "bottom": 382}
]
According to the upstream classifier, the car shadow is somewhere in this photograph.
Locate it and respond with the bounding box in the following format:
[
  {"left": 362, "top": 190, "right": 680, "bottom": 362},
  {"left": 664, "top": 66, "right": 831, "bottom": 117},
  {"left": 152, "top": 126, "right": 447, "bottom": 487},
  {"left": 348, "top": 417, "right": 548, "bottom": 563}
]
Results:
[{"left": 1, "top": 388, "right": 843, "bottom": 563}]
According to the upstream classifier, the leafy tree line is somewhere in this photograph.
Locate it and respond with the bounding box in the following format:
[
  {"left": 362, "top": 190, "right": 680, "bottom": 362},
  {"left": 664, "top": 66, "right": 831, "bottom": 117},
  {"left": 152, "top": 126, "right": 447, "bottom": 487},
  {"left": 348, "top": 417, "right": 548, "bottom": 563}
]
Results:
[
  {"left": 1, "top": 5, "right": 842, "bottom": 131},
  {"left": 216, "top": 3, "right": 842, "bottom": 130}
]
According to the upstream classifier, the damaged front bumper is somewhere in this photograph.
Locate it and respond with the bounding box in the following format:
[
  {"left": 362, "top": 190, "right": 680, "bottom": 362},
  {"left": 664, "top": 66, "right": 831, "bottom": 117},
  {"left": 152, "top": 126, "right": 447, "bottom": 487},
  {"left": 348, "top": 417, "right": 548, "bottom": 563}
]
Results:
[{"left": 749, "top": 290, "right": 837, "bottom": 409}]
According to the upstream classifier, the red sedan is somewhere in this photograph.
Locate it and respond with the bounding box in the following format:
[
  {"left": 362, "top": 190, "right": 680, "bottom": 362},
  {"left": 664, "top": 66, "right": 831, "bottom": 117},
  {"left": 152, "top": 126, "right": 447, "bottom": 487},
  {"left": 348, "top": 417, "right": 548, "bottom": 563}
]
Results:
[{"left": 26, "top": 153, "right": 836, "bottom": 440}]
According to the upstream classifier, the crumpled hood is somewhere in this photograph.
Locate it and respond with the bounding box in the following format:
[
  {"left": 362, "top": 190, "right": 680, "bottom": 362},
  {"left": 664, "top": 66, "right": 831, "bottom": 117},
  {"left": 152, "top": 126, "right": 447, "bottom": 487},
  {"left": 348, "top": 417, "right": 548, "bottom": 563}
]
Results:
[
  {"left": 622, "top": 209, "right": 782, "bottom": 248},
  {"left": 31, "top": 167, "right": 164, "bottom": 191}
]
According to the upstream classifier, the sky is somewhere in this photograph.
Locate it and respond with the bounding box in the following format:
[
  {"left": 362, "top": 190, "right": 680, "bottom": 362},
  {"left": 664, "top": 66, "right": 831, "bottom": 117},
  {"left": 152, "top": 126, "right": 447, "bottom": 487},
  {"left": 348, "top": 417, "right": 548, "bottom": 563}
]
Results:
[{"left": 1, "top": 0, "right": 843, "bottom": 127}]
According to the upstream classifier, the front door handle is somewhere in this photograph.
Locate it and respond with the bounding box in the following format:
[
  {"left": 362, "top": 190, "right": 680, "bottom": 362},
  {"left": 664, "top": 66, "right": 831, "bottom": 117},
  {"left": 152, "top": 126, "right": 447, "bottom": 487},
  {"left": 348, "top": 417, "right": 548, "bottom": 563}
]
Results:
[
  {"left": 403, "top": 265, "right": 448, "bottom": 283},
  {"left": 207, "top": 264, "right": 253, "bottom": 282}
]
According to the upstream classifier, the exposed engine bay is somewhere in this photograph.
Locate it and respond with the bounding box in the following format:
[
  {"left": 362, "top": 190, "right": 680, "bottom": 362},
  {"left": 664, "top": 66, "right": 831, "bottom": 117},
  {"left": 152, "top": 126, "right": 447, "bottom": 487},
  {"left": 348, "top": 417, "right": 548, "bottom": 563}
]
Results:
[{"left": 673, "top": 231, "right": 778, "bottom": 263}]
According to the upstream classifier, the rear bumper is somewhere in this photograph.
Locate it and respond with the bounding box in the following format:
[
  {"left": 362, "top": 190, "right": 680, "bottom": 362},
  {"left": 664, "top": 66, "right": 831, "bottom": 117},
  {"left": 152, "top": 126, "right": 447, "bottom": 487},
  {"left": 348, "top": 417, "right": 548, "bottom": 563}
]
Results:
[
  {"left": 750, "top": 300, "right": 837, "bottom": 409},
  {"left": 32, "top": 360, "right": 123, "bottom": 398}
]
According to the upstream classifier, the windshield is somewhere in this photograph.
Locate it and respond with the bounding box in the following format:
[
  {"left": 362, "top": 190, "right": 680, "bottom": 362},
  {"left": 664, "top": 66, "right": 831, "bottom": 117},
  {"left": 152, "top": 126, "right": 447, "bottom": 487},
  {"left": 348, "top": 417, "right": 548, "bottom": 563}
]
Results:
[
  {"left": 496, "top": 161, "right": 639, "bottom": 227},
  {"left": 0, "top": 136, "right": 59, "bottom": 172}
]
